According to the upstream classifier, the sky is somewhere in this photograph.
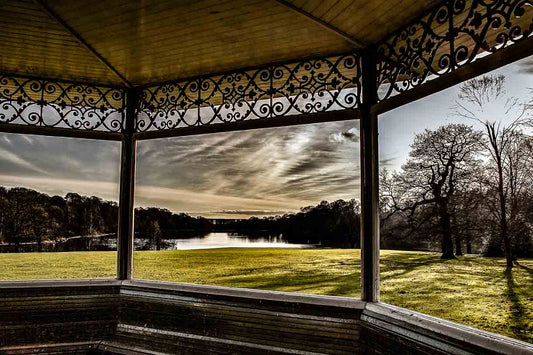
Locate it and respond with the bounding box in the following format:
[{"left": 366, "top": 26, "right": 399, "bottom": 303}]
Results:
[
  {"left": 1, "top": 57, "right": 532, "bottom": 219},
  {"left": 135, "top": 120, "right": 360, "bottom": 218}
]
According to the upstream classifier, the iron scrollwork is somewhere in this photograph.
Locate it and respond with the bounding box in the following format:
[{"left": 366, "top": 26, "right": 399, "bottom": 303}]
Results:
[
  {"left": 377, "top": 0, "right": 533, "bottom": 101},
  {"left": 136, "top": 54, "right": 361, "bottom": 132},
  {"left": 0, "top": 75, "right": 125, "bottom": 132}
]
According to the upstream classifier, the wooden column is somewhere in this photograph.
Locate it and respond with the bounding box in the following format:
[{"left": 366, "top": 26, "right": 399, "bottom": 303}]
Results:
[
  {"left": 117, "top": 89, "right": 139, "bottom": 280},
  {"left": 360, "top": 46, "right": 380, "bottom": 302}
]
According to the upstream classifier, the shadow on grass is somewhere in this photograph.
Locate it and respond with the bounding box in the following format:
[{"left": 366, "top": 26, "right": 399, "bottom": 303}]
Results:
[
  {"left": 380, "top": 256, "right": 444, "bottom": 281},
  {"left": 225, "top": 272, "right": 359, "bottom": 297},
  {"left": 515, "top": 261, "right": 533, "bottom": 278},
  {"left": 504, "top": 266, "right": 529, "bottom": 342}
]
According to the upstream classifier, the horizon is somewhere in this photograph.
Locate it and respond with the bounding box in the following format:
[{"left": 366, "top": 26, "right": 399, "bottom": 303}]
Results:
[{"left": 0, "top": 184, "right": 354, "bottom": 220}]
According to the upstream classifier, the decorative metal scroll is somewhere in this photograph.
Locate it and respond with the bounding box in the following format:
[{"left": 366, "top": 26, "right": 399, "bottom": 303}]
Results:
[
  {"left": 136, "top": 55, "right": 361, "bottom": 131},
  {"left": 377, "top": 0, "right": 533, "bottom": 101},
  {"left": 0, "top": 75, "right": 125, "bottom": 132}
]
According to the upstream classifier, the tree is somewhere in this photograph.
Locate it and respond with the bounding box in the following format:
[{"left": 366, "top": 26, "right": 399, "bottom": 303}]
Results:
[
  {"left": 147, "top": 220, "right": 163, "bottom": 251},
  {"left": 449, "top": 185, "right": 487, "bottom": 255},
  {"left": 381, "top": 124, "right": 484, "bottom": 259},
  {"left": 504, "top": 133, "right": 533, "bottom": 258},
  {"left": 454, "top": 75, "right": 530, "bottom": 268},
  {"left": 31, "top": 206, "right": 49, "bottom": 252},
  {"left": 31, "top": 204, "right": 65, "bottom": 251},
  {"left": 2, "top": 188, "right": 40, "bottom": 251}
]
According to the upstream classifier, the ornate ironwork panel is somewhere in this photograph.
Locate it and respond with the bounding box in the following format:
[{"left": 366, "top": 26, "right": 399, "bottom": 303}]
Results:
[
  {"left": 136, "top": 54, "right": 361, "bottom": 131},
  {"left": 377, "top": 0, "right": 533, "bottom": 101},
  {"left": 0, "top": 75, "right": 125, "bottom": 132}
]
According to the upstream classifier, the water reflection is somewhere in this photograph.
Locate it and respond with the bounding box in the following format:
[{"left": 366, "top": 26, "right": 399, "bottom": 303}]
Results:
[
  {"left": 0, "top": 232, "right": 315, "bottom": 253},
  {"left": 135, "top": 232, "right": 313, "bottom": 250}
]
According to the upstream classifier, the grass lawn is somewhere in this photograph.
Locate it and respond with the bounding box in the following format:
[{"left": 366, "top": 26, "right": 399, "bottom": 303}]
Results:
[{"left": 0, "top": 249, "right": 531, "bottom": 343}]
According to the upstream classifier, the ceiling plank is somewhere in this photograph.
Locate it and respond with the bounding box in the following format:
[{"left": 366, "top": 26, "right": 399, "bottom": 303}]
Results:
[
  {"left": 273, "top": 0, "right": 366, "bottom": 48},
  {"left": 32, "top": 0, "right": 132, "bottom": 87}
]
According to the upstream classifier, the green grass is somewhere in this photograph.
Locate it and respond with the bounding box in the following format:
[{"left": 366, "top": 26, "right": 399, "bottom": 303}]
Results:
[
  {"left": 0, "top": 249, "right": 531, "bottom": 343},
  {"left": 0, "top": 251, "right": 117, "bottom": 279}
]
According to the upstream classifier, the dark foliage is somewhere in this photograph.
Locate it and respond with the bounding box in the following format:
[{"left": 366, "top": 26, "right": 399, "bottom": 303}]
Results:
[
  {"left": 134, "top": 207, "right": 213, "bottom": 250},
  {"left": 225, "top": 199, "right": 360, "bottom": 248},
  {"left": 0, "top": 187, "right": 211, "bottom": 252}
]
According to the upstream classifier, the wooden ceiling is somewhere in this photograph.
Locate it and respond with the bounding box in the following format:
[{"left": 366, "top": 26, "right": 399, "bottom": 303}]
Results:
[{"left": 0, "top": 0, "right": 441, "bottom": 87}]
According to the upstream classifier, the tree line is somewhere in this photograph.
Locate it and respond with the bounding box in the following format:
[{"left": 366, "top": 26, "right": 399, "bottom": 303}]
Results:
[
  {"left": 0, "top": 188, "right": 118, "bottom": 252},
  {"left": 224, "top": 199, "right": 360, "bottom": 248},
  {"left": 0, "top": 188, "right": 212, "bottom": 252},
  {"left": 0, "top": 187, "right": 361, "bottom": 251},
  {"left": 134, "top": 207, "right": 213, "bottom": 250}
]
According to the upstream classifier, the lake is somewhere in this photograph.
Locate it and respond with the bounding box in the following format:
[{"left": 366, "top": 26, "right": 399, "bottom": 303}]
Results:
[
  {"left": 0, "top": 232, "right": 315, "bottom": 253},
  {"left": 135, "top": 232, "right": 313, "bottom": 250}
]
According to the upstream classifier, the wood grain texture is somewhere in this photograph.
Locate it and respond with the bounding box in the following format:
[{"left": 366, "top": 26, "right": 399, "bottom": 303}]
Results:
[
  {"left": 0, "top": 0, "right": 118, "bottom": 85},
  {"left": 282, "top": 0, "right": 442, "bottom": 43},
  {"left": 0, "top": 281, "right": 120, "bottom": 349},
  {"left": 1, "top": 281, "right": 531, "bottom": 354},
  {"left": 1, "top": 0, "right": 445, "bottom": 86},
  {"left": 117, "top": 282, "right": 362, "bottom": 355},
  {"left": 361, "top": 303, "right": 533, "bottom": 355},
  {"left": 43, "top": 0, "right": 354, "bottom": 86}
]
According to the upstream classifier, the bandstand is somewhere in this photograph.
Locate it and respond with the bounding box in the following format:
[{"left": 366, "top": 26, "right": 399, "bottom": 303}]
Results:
[{"left": 1, "top": 1, "right": 533, "bottom": 353}]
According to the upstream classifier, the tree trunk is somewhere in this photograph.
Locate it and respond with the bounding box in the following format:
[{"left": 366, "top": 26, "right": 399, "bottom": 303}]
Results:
[
  {"left": 155, "top": 233, "right": 161, "bottom": 251},
  {"left": 496, "top": 158, "right": 513, "bottom": 268},
  {"left": 455, "top": 236, "right": 463, "bottom": 256},
  {"left": 466, "top": 237, "right": 472, "bottom": 254},
  {"left": 439, "top": 203, "right": 455, "bottom": 259},
  {"left": 487, "top": 125, "right": 513, "bottom": 268}
]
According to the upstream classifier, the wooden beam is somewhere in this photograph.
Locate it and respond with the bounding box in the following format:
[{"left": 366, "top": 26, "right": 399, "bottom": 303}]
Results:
[
  {"left": 0, "top": 123, "right": 122, "bottom": 141},
  {"left": 273, "top": 0, "right": 367, "bottom": 48},
  {"left": 135, "top": 109, "right": 361, "bottom": 140},
  {"left": 32, "top": 0, "right": 132, "bottom": 88},
  {"left": 360, "top": 46, "right": 380, "bottom": 302},
  {"left": 117, "top": 89, "right": 139, "bottom": 280},
  {"left": 373, "top": 36, "right": 533, "bottom": 115}
]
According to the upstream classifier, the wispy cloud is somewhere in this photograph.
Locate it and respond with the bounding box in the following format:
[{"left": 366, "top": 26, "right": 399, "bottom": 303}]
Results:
[
  {"left": 135, "top": 184, "right": 315, "bottom": 214},
  {"left": 0, "top": 148, "right": 50, "bottom": 175},
  {"left": 0, "top": 175, "right": 119, "bottom": 201},
  {"left": 0, "top": 133, "right": 120, "bottom": 183},
  {"left": 213, "top": 210, "right": 290, "bottom": 216},
  {"left": 135, "top": 120, "right": 361, "bottom": 216}
]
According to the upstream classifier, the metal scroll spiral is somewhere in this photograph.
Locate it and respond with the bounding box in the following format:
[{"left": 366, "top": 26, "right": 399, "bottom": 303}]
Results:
[
  {"left": 376, "top": 0, "right": 533, "bottom": 102},
  {"left": 0, "top": 76, "right": 125, "bottom": 132},
  {"left": 136, "top": 54, "right": 362, "bottom": 132}
]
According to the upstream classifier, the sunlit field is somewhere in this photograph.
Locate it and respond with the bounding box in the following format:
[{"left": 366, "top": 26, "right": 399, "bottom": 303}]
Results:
[{"left": 0, "top": 249, "right": 531, "bottom": 343}]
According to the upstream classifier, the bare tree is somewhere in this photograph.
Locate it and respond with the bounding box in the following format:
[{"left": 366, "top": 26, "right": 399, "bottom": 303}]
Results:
[
  {"left": 454, "top": 75, "right": 530, "bottom": 268},
  {"left": 381, "top": 124, "right": 483, "bottom": 259}
]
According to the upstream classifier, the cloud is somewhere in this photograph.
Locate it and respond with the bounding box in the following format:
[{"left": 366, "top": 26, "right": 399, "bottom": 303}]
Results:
[
  {"left": 329, "top": 127, "right": 360, "bottom": 143},
  {"left": 211, "top": 210, "right": 290, "bottom": 216},
  {"left": 0, "top": 175, "right": 119, "bottom": 201},
  {"left": 0, "top": 148, "right": 50, "bottom": 175},
  {"left": 518, "top": 58, "right": 533, "bottom": 74},
  {"left": 135, "top": 184, "right": 314, "bottom": 214},
  {"left": 283, "top": 158, "right": 327, "bottom": 176},
  {"left": 0, "top": 133, "right": 120, "bottom": 183}
]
